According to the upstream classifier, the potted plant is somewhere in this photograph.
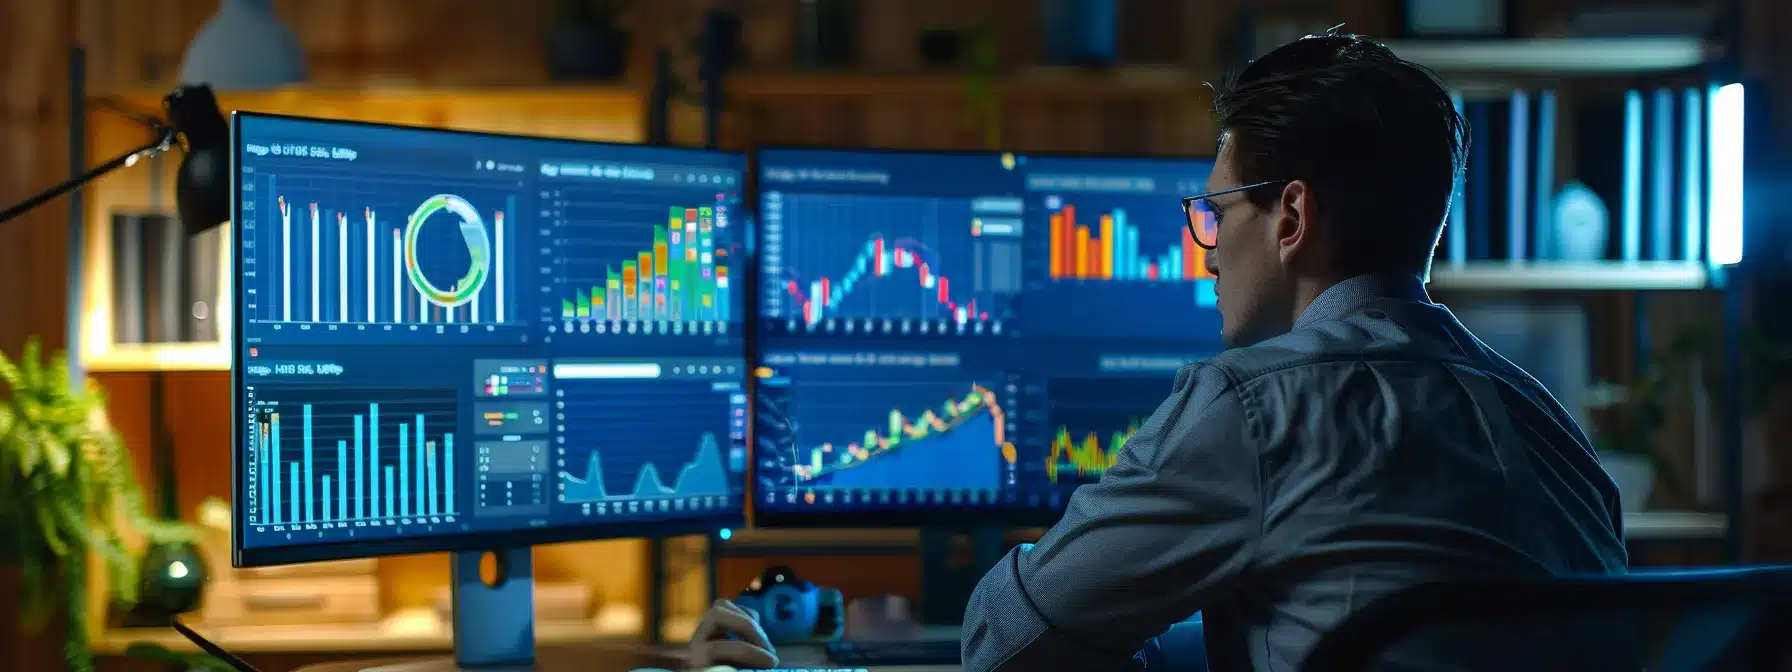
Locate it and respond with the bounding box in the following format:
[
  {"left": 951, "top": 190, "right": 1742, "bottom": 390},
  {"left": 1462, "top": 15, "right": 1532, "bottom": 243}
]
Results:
[
  {"left": 0, "top": 338, "right": 194, "bottom": 672},
  {"left": 547, "top": 0, "right": 634, "bottom": 81},
  {"left": 1594, "top": 329, "right": 1708, "bottom": 511}
]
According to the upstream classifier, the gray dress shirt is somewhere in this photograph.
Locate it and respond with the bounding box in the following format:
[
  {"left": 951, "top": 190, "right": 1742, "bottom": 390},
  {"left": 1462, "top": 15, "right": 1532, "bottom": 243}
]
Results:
[{"left": 961, "top": 274, "right": 1629, "bottom": 671}]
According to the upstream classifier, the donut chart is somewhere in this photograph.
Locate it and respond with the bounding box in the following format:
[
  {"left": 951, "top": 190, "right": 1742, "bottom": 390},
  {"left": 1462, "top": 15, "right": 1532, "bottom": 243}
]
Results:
[{"left": 404, "top": 194, "right": 491, "bottom": 308}]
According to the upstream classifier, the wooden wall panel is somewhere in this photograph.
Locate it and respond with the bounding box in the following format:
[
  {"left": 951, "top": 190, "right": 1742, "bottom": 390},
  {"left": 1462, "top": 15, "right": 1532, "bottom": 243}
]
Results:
[{"left": 0, "top": 0, "right": 78, "bottom": 666}]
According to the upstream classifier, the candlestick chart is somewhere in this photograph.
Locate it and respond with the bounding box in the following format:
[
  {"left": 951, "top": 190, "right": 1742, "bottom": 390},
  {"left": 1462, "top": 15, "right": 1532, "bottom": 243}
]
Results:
[
  {"left": 761, "top": 191, "right": 1020, "bottom": 333},
  {"left": 765, "top": 370, "right": 1016, "bottom": 495}
]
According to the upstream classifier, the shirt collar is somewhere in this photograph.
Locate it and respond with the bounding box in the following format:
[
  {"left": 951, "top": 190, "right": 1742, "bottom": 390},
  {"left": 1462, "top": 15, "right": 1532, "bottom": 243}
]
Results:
[{"left": 1293, "top": 273, "right": 1433, "bottom": 329}]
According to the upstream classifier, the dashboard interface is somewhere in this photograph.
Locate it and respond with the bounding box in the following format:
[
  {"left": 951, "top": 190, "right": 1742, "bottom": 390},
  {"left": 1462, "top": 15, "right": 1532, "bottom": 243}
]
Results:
[
  {"left": 232, "top": 114, "right": 747, "bottom": 561},
  {"left": 753, "top": 148, "right": 1222, "bottom": 524}
]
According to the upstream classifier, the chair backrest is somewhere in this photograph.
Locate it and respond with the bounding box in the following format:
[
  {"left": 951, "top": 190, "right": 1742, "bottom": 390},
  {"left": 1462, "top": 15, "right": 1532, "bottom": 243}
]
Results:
[{"left": 1301, "top": 566, "right": 1792, "bottom": 672}]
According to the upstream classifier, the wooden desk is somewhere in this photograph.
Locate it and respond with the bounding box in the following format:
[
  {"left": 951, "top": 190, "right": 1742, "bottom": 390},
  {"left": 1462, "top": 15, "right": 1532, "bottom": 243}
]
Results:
[{"left": 292, "top": 640, "right": 961, "bottom": 672}]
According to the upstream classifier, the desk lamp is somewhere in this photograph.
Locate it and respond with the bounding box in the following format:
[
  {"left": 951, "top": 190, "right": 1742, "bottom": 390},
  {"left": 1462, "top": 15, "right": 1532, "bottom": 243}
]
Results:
[{"left": 0, "top": 84, "right": 232, "bottom": 622}]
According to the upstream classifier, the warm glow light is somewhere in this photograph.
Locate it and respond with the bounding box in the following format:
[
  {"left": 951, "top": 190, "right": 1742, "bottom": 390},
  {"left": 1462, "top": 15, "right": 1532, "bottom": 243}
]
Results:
[{"left": 168, "top": 561, "right": 190, "bottom": 580}]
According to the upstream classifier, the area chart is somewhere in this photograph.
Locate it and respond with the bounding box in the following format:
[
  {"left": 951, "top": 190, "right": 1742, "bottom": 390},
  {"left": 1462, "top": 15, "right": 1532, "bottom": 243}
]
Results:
[{"left": 795, "top": 384, "right": 1013, "bottom": 491}]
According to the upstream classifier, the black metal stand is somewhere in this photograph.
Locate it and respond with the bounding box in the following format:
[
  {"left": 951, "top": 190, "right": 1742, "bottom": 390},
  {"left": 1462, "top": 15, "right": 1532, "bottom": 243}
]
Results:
[
  {"left": 919, "top": 526, "right": 1005, "bottom": 626},
  {"left": 1720, "top": 276, "right": 1745, "bottom": 562}
]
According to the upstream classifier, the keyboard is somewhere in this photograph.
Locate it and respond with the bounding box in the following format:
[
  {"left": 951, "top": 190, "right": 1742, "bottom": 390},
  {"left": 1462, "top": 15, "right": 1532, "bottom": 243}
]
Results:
[{"left": 825, "top": 639, "right": 962, "bottom": 666}]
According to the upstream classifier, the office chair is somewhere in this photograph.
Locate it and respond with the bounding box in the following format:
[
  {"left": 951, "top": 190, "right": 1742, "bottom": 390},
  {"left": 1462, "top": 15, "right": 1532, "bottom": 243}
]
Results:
[{"left": 1302, "top": 566, "right": 1792, "bottom": 672}]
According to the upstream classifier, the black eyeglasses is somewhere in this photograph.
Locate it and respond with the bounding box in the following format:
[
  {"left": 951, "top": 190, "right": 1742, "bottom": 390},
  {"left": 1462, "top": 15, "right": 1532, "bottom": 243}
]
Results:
[{"left": 1181, "top": 180, "right": 1288, "bottom": 250}]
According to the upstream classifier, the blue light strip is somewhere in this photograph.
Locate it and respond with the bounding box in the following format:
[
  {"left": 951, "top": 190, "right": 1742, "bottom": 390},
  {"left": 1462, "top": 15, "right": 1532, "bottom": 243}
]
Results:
[
  {"left": 1533, "top": 90, "right": 1556, "bottom": 260},
  {"left": 1447, "top": 90, "right": 1467, "bottom": 264},
  {"left": 1651, "top": 88, "right": 1675, "bottom": 260},
  {"left": 1682, "top": 88, "right": 1704, "bottom": 262},
  {"left": 1622, "top": 90, "right": 1644, "bottom": 262},
  {"left": 1507, "top": 90, "right": 1529, "bottom": 262},
  {"left": 1708, "top": 83, "right": 1745, "bottom": 266}
]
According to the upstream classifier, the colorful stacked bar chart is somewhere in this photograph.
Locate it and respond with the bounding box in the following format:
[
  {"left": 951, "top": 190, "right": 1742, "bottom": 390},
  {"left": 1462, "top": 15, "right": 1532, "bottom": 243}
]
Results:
[
  {"left": 559, "top": 205, "right": 731, "bottom": 328},
  {"left": 1047, "top": 205, "right": 1212, "bottom": 281}
]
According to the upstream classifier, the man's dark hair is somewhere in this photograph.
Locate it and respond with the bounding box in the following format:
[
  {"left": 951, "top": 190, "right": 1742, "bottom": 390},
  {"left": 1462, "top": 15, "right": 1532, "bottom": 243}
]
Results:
[{"left": 1214, "top": 30, "right": 1468, "bottom": 276}]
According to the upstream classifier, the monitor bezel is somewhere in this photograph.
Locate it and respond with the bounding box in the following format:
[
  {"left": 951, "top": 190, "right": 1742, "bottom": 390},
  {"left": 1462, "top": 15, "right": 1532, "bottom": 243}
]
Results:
[
  {"left": 745, "top": 145, "right": 1216, "bottom": 531},
  {"left": 230, "top": 111, "right": 748, "bottom": 568}
]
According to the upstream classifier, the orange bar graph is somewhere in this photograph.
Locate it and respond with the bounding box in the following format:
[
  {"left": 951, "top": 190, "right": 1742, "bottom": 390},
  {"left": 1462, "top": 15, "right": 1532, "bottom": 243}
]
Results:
[
  {"left": 1073, "top": 225, "right": 1091, "bottom": 277},
  {"left": 1099, "top": 214, "right": 1115, "bottom": 279},
  {"left": 1062, "top": 205, "right": 1077, "bottom": 277},
  {"left": 1182, "top": 224, "right": 1199, "bottom": 280},
  {"left": 1045, "top": 202, "right": 1217, "bottom": 281},
  {"left": 1049, "top": 213, "right": 1065, "bottom": 278}
]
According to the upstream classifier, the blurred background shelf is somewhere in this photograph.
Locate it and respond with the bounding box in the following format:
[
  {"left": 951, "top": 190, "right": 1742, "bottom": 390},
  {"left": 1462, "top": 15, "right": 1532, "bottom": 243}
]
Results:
[
  {"left": 1429, "top": 261, "right": 1713, "bottom": 291},
  {"left": 1626, "top": 511, "right": 1729, "bottom": 541},
  {"left": 1382, "top": 36, "right": 1719, "bottom": 75}
]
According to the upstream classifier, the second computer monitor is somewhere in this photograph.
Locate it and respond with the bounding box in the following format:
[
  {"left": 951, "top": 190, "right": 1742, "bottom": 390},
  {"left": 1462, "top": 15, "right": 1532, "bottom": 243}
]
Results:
[{"left": 753, "top": 147, "right": 1221, "bottom": 527}]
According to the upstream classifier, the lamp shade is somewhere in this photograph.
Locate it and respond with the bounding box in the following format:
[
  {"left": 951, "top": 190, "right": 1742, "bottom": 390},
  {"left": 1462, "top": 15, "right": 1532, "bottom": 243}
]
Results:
[{"left": 179, "top": 0, "right": 306, "bottom": 91}]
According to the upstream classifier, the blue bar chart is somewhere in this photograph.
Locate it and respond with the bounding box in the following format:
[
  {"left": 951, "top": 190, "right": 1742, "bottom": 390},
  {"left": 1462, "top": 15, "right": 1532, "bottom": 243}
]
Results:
[
  {"left": 246, "top": 388, "right": 459, "bottom": 529},
  {"left": 235, "top": 164, "right": 529, "bottom": 343}
]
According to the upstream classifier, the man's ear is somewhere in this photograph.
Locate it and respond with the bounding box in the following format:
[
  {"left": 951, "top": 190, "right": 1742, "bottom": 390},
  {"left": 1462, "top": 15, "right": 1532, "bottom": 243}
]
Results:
[{"left": 1275, "top": 180, "right": 1313, "bottom": 264}]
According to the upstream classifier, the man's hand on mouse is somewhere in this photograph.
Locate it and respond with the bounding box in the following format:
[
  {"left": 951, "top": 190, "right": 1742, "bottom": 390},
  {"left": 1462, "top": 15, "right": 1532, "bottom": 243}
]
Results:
[{"left": 690, "top": 599, "right": 779, "bottom": 669}]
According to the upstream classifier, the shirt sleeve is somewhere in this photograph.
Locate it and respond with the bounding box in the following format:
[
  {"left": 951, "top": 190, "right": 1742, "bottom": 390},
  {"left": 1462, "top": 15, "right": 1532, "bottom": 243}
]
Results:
[{"left": 960, "top": 363, "right": 1262, "bottom": 671}]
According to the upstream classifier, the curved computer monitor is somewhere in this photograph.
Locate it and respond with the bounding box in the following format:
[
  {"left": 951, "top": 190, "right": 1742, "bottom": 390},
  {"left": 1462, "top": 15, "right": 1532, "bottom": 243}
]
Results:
[
  {"left": 231, "top": 113, "right": 749, "bottom": 566},
  {"left": 750, "top": 147, "right": 1222, "bottom": 528}
]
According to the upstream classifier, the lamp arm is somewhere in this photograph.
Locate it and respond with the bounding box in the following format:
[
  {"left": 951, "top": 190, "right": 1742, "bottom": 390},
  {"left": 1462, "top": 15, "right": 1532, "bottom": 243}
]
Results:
[{"left": 0, "top": 125, "right": 178, "bottom": 226}]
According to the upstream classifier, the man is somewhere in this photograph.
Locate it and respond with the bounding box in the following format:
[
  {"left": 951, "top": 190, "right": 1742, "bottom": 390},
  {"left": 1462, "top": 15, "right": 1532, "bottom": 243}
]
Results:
[
  {"left": 691, "top": 31, "right": 1628, "bottom": 671},
  {"left": 956, "top": 31, "right": 1627, "bottom": 670}
]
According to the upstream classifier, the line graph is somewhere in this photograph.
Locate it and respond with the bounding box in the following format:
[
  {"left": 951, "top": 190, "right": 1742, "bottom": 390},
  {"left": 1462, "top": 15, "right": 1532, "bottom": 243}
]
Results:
[
  {"left": 560, "top": 433, "right": 729, "bottom": 501},
  {"left": 551, "top": 366, "right": 745, "bottom": 518},
  {"left": 1040, "top": 376, "right": 1170, "bottom": 486},
  {"left": 761, "top": 191, "right": 1020, "bottom": 336},
  {"left": 545, "top": 186, "right": 738, "bottom": 338},
  {"left": 1045, "top": 423, "right": 1130, "bottom": 483},
  {"left": 237, "top": 166, "right": 525, "bottom": 343}
]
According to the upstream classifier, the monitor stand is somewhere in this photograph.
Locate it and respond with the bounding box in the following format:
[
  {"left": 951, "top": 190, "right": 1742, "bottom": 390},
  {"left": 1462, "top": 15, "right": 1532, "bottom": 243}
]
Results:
[
  {"left": 919, "top": 526, "right": 1007, "bottom": 626},
  {"left": 340, "top": 547, "right": 537, "bottom": 671}
]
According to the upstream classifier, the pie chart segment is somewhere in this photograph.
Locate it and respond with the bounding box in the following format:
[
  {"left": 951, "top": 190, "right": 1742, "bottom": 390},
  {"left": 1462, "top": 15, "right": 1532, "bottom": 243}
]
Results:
[{"left": 404, "top": 193, "right": 491, "bottom": 308}]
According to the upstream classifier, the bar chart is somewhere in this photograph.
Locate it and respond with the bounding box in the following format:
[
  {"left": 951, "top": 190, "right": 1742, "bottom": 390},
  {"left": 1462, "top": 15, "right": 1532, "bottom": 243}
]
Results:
[
  {"left": 1047, "top": 202, "right": 1212, "bottom": 281},
  {"left": 546, "top": 186, "right": 740, "bottom": 338},
  {"left": 760, "top": 191, "right": 1021, "bottom": 335},
  {"left": 236, "top": 165, "right": 526, "bottom": 341},
  {"left": 245, "top": 388, "right": 459, "bottom": 530},
  {"left": 553, "top": 205, "right": 732, "bottom": 335},
  {"left": 1021, "top": 193, "right": 1221, "bottom": 340}
]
